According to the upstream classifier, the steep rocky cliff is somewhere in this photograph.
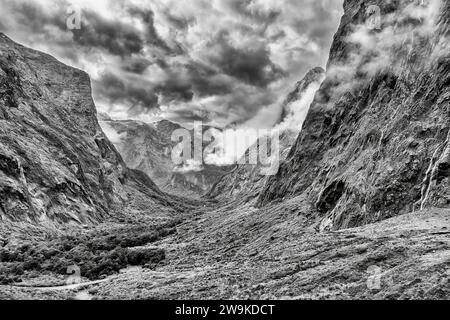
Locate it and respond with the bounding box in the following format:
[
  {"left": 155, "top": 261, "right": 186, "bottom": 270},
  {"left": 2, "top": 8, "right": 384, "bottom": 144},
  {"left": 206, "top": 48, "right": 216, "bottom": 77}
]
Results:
[
  {"left": 1, "top": 2, "right": 449, "bottom": 300},
  {"left": 258, "top": 0, "right": 450, "bottom": 230},
  {"left": 0, "top": 33, "right": 168, "bottom": 225}
]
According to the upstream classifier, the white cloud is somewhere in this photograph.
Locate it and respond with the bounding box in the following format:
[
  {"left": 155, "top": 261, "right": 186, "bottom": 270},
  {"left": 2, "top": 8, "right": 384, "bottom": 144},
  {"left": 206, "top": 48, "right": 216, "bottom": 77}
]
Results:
[
  {"left": 99, "top": 121, "right": 127, "bottom": 144},
  {"left": 1, "top": 0, "right": 344, "bottom": 129},
  {"left": 324, "top": 0, "right": 446, "bottom": 103}
]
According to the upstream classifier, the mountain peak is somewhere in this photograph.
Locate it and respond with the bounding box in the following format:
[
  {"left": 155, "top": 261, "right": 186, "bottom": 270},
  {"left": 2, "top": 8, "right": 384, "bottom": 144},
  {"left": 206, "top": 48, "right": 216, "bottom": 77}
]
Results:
[{"left": 279, "top": 67, "right": 326, "bottom": 124}]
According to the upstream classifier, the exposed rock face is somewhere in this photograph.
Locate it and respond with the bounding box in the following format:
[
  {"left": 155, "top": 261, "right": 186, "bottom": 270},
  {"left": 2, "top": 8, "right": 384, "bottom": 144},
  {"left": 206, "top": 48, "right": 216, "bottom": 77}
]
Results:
[
  {"left": 208, "top": 67, "right": 325, "bottom": 202},
  {"left": 258, "top": 0, "right": 450, "bottom": 230},
  {"left": 1, "top": 2, "right": 450, "bottom": 300},
  {"left": 0, "top": 33, "right": 165, "bottom": 224},
  {"left": 99, "top": 118, "right": 233, "bottom": 197}
]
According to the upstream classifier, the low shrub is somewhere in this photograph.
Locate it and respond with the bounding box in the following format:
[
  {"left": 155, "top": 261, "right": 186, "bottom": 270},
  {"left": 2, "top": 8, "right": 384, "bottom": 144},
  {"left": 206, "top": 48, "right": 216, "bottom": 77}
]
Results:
[
  {"left": 0, "top": 220, "right": 179, "bottom": 281},
  {"left": 127, "top": 248, "right": 165, "bottom": 266}
]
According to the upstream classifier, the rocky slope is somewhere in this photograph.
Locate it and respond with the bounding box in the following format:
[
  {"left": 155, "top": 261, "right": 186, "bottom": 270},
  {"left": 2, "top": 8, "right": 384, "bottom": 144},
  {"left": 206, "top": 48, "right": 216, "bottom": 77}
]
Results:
[
  {"left": 1, "top": 1, "right": 450, "bottom": 300},
  {"left": 0, "top": 33, "right": 177, "bottom": 225},
  {"left": 99, "top": 117, "right": 233, "bottom": 197},
  {"left": 90, "top": 206, "right": 449, "bottom": 300},
  {"left": 258, "top": 0, "right": 450, "bottom": 230},
  {"left": 3, "top": 202, "right": 448, "bottom": 300}
]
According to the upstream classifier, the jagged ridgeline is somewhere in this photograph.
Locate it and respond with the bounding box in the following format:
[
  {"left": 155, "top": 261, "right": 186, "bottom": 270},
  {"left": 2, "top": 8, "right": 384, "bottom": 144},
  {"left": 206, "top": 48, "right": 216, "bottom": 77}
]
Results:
[
  {"left": 0, "top": 33, "right": 179, "bottom": 224},
  {"left": 258, "top": 0, "right": 449, "bottom": 229},
  {"left": 98, "top": 117, "right": 234, "bottom": 198},
  {"left": 206, "top": 67, "right": 326, "bottom": 203}
]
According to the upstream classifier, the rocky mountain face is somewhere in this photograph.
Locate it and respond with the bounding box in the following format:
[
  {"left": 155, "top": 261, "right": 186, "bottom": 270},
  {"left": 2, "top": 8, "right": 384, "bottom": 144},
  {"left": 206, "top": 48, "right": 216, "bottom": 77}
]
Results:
[
  {"left": 0, "top": 33, "right": 171, "bottom": 225},
  {"left": 208, "top": 67, "right": 325, "bottom": 203},
  {"left": 1, "top": 1, "right": 450, "bottom": 300},
  {"left": 258, "top": 0, "right": 450, "bottom": 230},
  {"left": 99, "top": 117, "right": 233, "bottom": 197}
]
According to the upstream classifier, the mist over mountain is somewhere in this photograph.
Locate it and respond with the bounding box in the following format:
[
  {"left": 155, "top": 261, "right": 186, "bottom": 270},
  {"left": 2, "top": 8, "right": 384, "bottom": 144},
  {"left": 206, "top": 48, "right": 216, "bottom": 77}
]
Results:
[
  {"left": 258, "top": 0, "right": 450, "bottom": 231},
  {"left": 98, "top": 117, "right": 234, "bottom": 197},
  {"left": 207, "top": 66, "right": 326, "bottom": 203},
  {"left": 0, "top": 0, "right": 449, "bottom": 302},
  {"left": 0, "top": 0, "right": 343, "bottom": 128}
]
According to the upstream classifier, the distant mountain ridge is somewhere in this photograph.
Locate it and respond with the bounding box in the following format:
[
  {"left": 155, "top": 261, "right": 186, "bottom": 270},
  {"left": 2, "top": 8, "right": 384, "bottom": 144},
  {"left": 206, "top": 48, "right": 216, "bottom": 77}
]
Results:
[{"left": 99, "top": 117, "right": 234, "bottom": 197}]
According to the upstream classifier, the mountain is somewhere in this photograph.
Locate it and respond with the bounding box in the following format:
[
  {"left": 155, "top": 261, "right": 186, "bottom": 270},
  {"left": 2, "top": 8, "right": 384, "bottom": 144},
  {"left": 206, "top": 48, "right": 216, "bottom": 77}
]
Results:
[
  {"left": 1, "top": 0, "right": 450, "bottom": 300},
  {"left": 98, "top": 118, "right": 177, "bottom": 190},
  {"left": 0, "top": 33, "right": 176, "bottom": 225},
  {"left": 99, "top": 117, "right": 233, "bottom": 197},
  {"left": 279, "top": 67, "right": 326, "bottom": 124},
  {"left": 207, "top": 67, "right": 325, "bottom": 203},
  {"left": 99, "top": 67, "right": 326, "bottom": 201},
  {"left": 257, "top": 0, "right": 450, "bottom": 230},
  {"left": 207, "top": 122, "right": 297, "bottom": 204}
]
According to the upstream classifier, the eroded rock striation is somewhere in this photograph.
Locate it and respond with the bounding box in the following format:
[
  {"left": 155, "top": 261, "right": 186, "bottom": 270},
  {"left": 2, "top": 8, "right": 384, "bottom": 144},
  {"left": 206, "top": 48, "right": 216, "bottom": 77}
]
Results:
[{"left": 258, "top": 0, "right": 450, "bottom": 230}]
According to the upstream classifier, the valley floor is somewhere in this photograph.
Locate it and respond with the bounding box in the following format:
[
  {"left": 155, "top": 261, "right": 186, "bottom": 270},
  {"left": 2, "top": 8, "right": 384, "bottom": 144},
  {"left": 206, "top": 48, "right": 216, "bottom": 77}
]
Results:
[{"left": 1, "top": 195, "right": 449, "bottom": 300}]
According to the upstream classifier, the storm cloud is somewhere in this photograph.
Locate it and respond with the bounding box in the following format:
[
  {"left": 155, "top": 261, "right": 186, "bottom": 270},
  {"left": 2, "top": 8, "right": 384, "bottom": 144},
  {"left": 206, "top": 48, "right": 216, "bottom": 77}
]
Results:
[
  {"left": 0, "top": 0, "right": 343, "bottom": 128},
  {"left": 71, "top": 10, "right": 145, "bottom": 57},
  {"left": 205, "top": 31, "right": 285, "bottom": 87}
]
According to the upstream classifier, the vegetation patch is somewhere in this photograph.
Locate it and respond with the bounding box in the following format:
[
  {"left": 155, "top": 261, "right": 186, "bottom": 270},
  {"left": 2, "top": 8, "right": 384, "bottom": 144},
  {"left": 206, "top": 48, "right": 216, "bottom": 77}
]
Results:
[{"left": 0, "top": 220, "right": 178, "bottom": 283}]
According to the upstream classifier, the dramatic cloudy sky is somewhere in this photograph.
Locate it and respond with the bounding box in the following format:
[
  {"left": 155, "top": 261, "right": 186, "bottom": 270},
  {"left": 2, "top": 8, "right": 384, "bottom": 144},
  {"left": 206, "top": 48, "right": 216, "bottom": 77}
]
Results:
[{"left": 0, "top": 0, "right": 343, "bottom": 128}]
